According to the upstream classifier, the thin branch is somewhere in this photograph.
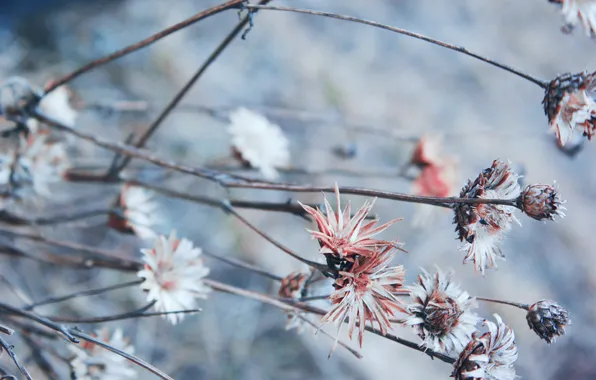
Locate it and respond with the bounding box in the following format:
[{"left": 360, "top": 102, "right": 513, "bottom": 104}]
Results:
[
  {"left": 70, "top": 330, "right": 174, "bottom": 380},
  {"left": 113, "top": 0, "right": 275, "bottom": 175},
  {"left": 46, "top": 302, "right": 157, "bottom": 323},
  {"left": 0, "top": 208, "right": 116, "bottom": 227},
  {"left": 476, "top": 297, "right": 529, "bottom": 310},
  {"left": 244, "top": 4, "right": 547, "bottom": 88},
  {"left": 220, "top": 201, "right": 333, "bottom": 276},
  {"left": 296, "top": 315, "right": 362, "bottom": 359},
  {"left": 44, "top": 0, "right": 246, "bottom": 93},
  {"left": 25, "top": 280, "right": 143, "bottom": 310},
  {"left": 205, "top": 278, "right": 454, "bottom": 363},
  {"left": 34, "top": 110, "right": 520, "bottom": 209},
  {"left": 202, "top": 249, "right": 284, "bottom": 281},
  {"left": 0, "top": 302, "right": 78, "bottom": 343},
  {"left": 0, "top": 336, "right": 32, "bottom": 380}
]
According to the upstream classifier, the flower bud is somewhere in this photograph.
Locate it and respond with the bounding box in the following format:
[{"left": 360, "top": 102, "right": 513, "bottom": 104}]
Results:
[
  {"left": 526, "top": 300, "right": 570, "bottom": 344},
  {"left": 519, "top": 183, "right": 565, "bottom": 221}
]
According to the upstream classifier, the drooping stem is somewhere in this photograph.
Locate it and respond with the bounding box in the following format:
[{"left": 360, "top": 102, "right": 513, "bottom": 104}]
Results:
[
  {"left": 244, "top": 4, "right": 547, "bottom": 88},
  {"left": 476, "top": 296, "right": 530, "bottom": 310}
]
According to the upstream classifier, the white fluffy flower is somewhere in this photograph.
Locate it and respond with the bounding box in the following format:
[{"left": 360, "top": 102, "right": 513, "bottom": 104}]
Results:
[
  {"left": 119, "top": 185, "right": 160, "bottom": 240},
  {"left": 69, "top": 328, "right": 137, "bottom": 380},
  {"left": 405, "top": 269, "right": 479, "bottom": 353},
  {"left": 552, "top": 0, "right": 596, "bottom": 37},
  {"left": 454, "top": 161, "right": 521, "bottom": 274},
  {"left": 228, "top": 107, "right": 290, "bottom": 180},
  {"left": 39, "top": 86, "right": 78, "bottom": 128},
  {"left": 452, "top": 314, "right": 518, "bottom": 380},
  {"left": 138, "top": 231, "right": 210, "bottom": 324}
]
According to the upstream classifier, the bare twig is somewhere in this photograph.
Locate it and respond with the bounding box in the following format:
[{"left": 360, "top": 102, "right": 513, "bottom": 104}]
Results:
[
  {"left": 44, "top": 0, "right": 246, "bottom": 93},
  {"left": 244, "top": 4, "right": 547, "bottom": 88},
  {"left": 113, "top": 0, "right": 275, "bottom": 175},
  {"left": 0, "top": 302, "right": 78, "bottom": 343},
  {"left": 476, "top": 297, "right": 530, "bottom": 310},
  {"left": 0, "top": 336, "right": 32, "bottom": 380},
  {"left": 25, "top": 280, "right": 143, "bottom": 310},
  {"left": 70, "top": 330, "right": 174, "bottom": 380}
]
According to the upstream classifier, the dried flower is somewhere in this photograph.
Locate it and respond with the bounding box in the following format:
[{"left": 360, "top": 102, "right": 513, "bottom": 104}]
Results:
[
  {"left": 542, "top": 71, "right": 596, "bottom": 146},
  {"left": 549, "top": 0, "right": 596, "bottom": 37},
  {"left": 278, "top": 272, "right": 308, "bottom": 299},
  {"left": 526, "top": 300, "right": 570, "bottom": 344},
  {"left": 405, "top": 269, "right": 479, "bottom": 353},
  {"left": 519, "top": 183, "right": 566, "bottom": 221},
  {"left": 38, "top": 85, "right": 77, "bottom": 128},
  {"left": 411, "top": 135, "right": 442, "bottom": 167},
  {"left": 138, "top": 231, "right": 210, "bottom": 324},
  {"left": 452, "top": 314, "right": 518, "bottom": 380},
  {"left": 454, "top": 160, "right": 521, "bottom": 274},
  {"left": 300, "top": 183, "right": 400, "bottom": 263},
  {"left": 228, "top": 107, "right": 290, "bottom": 180},
  {"left": 110, "top": 185, "right": 159, "bottom": 240},
  {"left": 322, "top": 246, "right": 407, "bottom": 347},
  {"left": 278, "top": 272, "right": 309, "bottom": 332},
  {"left": 16, "top": 132, "right": 68, "bottom": 197},
  {"left": 69, "top": 328, "right": 137, "bottom": 379}
]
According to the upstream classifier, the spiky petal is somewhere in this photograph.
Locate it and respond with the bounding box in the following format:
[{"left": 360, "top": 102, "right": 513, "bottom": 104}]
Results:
[
  {"left": 138, "top": 231, "right": 210, "bottom": 324},
  {"left": 405, "top": 269, "right": 479, "bottom": 353},
  {"left": 322, "top": 246, "right": 407, "bottom": 348},
  {"left": 300, "top": 183, "right": 400, "bottom": 262},
  {"left": 549, "top": 0, "right": 596, "bottom": 38}
]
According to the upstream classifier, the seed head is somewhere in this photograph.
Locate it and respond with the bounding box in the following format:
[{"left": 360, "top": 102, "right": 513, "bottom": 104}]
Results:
[
  {"left": 278, "top": 272, "right": 308, "bottom": 299},
  {"left": 526, "top": 300, "right": 570, "bottom": 344},
  {"left": 519, "top": 183, "right": 566, "bottom": 221}
]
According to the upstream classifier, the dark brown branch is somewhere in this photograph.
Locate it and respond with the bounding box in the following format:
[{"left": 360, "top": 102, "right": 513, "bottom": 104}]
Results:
[
  {"left": 44, "top": 0, "right": 246, "bottom": 93},
  {"left": 202, "top": 249, "right": 284, "bottom": 281},
  {"left": 0, "top": 302, "right": 78, "bottom": 343},
  {"left": 476, "top": 297, "right": 529, "bottom": 310},
  {"left": 245, "top": 4, "right": 547, "bottom": 88},
  {"left": 34, "top": 111, "right": 520, "bottom": 209},
  {"left": 0, "top": 208, "right": 116, "bottom": 227}
]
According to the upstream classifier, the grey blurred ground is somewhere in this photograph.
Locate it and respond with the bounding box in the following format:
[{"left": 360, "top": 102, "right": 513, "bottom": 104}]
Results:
[{"left": 2, "top": 0, "right": 596, "bottom": 379}]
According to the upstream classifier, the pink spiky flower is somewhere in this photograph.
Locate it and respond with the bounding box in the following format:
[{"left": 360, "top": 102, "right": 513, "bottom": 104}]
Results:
[
  {"left": 322, "top": 246, "right": 407, "bottom": 348},
  {"left": 549, "top": 0, "right": 596, "bottom": 38},
  {"left": 300, "top": 184, "right": 401, "bottom": 263}
]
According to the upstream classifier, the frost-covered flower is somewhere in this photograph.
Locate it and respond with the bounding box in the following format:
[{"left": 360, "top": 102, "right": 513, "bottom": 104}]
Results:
[
  {"left": 519, "top": 183, "right": 566, "bottom": 221},
  {"left": 138, "top": 231, "right": 210, "bottom": 324},
  {"left": 542, "top": 71, "right": 596, "bottom": 146},
  {"left": 410, "top": 135, "right": 442, "bottom": 167},
  {"left": 452, "top": 314, "right": 518, "bottom": 380},
  {"left": 453, "top": 161, "right": 521, "bottom": 274},
  {"left": 405, "top": 269, "right": 479, "bottom": 353},
  {"left": 111, "top": 185, "right": 160, "bottom": 240},
  {"left": 228, "top": 107, "right": 290, "bottom": 180},
  {"left": 550, "top": 0, "right": 596, "bottom": 37},
  {"left": 14, "top": 132, "right": 68, "bottom": 196},
  {"left": 323, "top": 246, "right": 407, "bottom": 347},
  {"left": 300, "top": 183, "right": 400, "bottom": 263},
  {"left": 69, "top": 328, "right": 137, "bottom": 380},
  {"left": 526, "top": 300, "right": 570, "bottom": 344},
  {"left": 38, "top": 85, "right": 77, "bottom": 128}
]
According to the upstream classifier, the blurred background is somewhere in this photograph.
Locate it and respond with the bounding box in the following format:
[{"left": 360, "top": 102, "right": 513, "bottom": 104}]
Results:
[{"left": 1, "top": 0, "right": 595, "bottom": 379}]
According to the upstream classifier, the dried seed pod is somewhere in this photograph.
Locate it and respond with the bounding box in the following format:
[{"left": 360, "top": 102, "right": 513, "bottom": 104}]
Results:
[
  {"left": 519, "top": 184, "right": 566, "bottom": 221},
  {"left": 526, "top": 300, "right": 570, "bottom": 344}
]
